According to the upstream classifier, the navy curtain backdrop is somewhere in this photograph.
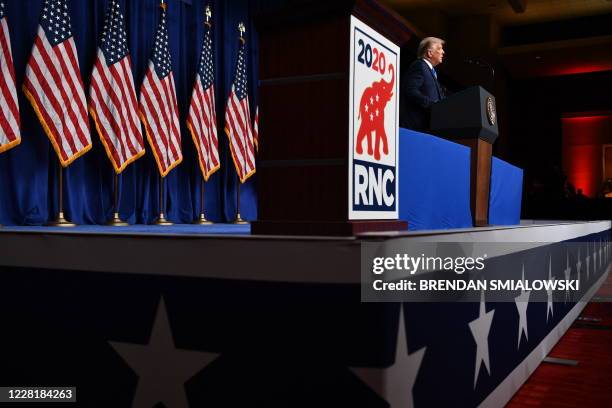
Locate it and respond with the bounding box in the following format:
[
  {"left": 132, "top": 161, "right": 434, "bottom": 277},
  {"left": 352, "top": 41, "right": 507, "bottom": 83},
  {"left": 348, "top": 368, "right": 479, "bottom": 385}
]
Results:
[{"left": 0, "top": 0, "right": 260, "bottom": 225}]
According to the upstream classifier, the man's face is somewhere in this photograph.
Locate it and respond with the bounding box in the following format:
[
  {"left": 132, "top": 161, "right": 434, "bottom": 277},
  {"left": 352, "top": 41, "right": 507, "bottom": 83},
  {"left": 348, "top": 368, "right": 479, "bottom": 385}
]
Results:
[{"left": 428, "top": 42, "right": 445, "bottom": 66}]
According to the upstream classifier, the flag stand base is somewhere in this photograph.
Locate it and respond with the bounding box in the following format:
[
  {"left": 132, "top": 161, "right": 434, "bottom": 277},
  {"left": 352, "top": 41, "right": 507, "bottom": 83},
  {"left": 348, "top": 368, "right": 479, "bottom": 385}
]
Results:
[
  {"left": 194, "top": 214, "right": 213, "bottom": 225},
  {"left": 232, "top": 212, "right": 248, "bottom": 225},
  {"left": 155, "top": 176, "right": 172, "bottom": 225},
  {"left": 232, "top": 178, "right": 248, "bottom": 225},
  {"left": 193, "top": 178, "right": 213, "bottom": 224},
  {"left": 47, "top": 211, "right": 77, "bottom": 227},
  {"left": 106, "top": 212, "right": 129, "bottom": 226},
  {"left": 106, "top": 175, "right": 128, "bottom": 226},
  {"left": 48, "top": 164, "right": 76, "bottom": 227},
  {"left": 155, "top": 213, "right": 173, "bottom": 226}
]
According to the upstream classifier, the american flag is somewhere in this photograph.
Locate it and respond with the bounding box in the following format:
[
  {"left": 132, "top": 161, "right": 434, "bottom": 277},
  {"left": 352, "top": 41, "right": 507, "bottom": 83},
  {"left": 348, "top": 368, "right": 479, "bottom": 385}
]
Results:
[
  {"left": 0, "top": 2, "right": 20, "bottom": 154},
  {"left": 89, "top": 0, "right": 145, "bottom": 174},
  {"left": 224, "top": 35, "right": 256, "bottom": 183},
  {"left": 139, "top": 2, "right": 182, "bottom": 178},
  {"left": 23, "top": 0, "right": 91, "bottom": 167},
  {"left": 253, "top": 105, "right": 259, "bottom": 151},
  {"left": 186, "top": 9, "right": 219, "bottom": 182}
]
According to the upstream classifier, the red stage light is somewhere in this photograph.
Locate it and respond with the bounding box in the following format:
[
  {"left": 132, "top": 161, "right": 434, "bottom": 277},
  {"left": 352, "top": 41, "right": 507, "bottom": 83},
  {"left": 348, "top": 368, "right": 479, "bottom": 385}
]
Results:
[
  {"left": 561, "top": 115, "right": 612, "bottom": 198},
  {"left": 550, "top": 64, "right": 612, "bottom": 76}
]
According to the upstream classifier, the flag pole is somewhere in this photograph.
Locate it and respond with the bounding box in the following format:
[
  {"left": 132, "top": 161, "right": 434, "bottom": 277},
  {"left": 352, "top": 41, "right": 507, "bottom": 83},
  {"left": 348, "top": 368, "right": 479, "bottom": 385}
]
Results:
[
  {"left": 194, "top": 5, "right": 213, "bottom": 225},
  {"left": 154, "top": 0, "right": 172, "bottom": 226},
  {"left": 155, "top": 174, "right": 173, "bottom": 225},
  {"left": 107, "top": 174, "right": 128, "bottom": 226},
  {"left": 232, "top": 22, "right": 247, "bottom": 225},
  {"left": 47, "top": 161, "right": 76, "bottom": 227},
  {"left": 232, "top": 177, "right": 247, "bottom": 224},
  {"left": 194, "top": 176, "right": 213, "bottom": 224}
]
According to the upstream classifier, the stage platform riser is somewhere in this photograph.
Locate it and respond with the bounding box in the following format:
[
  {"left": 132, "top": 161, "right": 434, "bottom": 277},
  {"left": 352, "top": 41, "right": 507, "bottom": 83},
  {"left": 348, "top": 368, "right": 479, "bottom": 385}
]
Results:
[{"left": 0, "top": 222, "right": 609, "bottom": 407}]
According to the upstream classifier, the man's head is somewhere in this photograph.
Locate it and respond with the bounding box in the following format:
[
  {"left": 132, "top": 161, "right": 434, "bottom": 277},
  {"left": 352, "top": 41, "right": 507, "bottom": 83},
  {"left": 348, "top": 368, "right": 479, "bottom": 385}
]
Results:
[{"left": 417, "top": 37, "right": 445, "bottom": 67}]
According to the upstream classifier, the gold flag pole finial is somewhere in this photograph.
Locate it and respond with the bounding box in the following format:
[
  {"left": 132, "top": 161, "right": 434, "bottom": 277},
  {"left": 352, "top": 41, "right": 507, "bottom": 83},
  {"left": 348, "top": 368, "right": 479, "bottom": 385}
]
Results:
[
  {"left": 238, "top": 22, "right": 245, "bottom": 44},
  {"left": 205, "top": 5, "right": 212, "bottom": 26},
  {"left": 160, "top": 0, "right": 167, "bottom": 11}
]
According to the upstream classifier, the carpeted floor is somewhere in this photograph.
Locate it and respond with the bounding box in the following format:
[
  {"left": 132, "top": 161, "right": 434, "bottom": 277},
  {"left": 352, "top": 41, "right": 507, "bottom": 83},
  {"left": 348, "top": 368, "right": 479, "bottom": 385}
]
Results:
[{"left": 507, "top": 273, "right": 612, "bottom": 408}]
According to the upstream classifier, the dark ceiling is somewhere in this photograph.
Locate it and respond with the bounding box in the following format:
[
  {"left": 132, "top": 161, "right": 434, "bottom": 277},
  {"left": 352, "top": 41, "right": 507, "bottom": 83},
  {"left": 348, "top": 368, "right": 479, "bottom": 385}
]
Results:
[{"left": 380, "top": 0, "right": 612, "bottom": 78}]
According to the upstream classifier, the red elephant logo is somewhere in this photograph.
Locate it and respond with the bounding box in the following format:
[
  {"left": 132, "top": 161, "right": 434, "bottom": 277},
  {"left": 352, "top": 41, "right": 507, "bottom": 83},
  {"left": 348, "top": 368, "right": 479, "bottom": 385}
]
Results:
[{"left": 356, "top": 64, "right": 395, "bottom": 161}]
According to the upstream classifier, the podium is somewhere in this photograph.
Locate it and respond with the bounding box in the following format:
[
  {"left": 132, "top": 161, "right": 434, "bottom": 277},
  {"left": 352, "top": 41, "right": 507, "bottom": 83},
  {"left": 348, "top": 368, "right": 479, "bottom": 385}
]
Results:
[
  {"left": 430, "top": 86, "right": 499, "bottom": 226},
  {"left": 252, "top": 1, "right": 412, "bottom": 236}
]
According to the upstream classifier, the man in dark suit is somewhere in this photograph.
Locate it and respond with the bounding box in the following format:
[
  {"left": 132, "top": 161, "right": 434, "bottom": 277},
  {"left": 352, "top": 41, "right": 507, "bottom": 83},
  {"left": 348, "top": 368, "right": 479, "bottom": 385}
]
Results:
[{"left": 400, "top": 37, "right": 446, "bottom": 131}]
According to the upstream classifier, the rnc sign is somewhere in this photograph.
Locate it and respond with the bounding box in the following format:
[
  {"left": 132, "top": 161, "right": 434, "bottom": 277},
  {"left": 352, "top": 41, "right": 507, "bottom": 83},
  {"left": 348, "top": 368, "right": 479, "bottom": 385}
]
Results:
[{"left": 348, "top": 16, "right": 400, "bottom": 220}]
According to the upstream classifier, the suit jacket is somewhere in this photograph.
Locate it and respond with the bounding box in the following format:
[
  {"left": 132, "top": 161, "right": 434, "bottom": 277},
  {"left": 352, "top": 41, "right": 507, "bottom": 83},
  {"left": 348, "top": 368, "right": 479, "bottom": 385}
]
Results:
[{"left": 400, "top": 59, "right": 444, "bottom": 131}]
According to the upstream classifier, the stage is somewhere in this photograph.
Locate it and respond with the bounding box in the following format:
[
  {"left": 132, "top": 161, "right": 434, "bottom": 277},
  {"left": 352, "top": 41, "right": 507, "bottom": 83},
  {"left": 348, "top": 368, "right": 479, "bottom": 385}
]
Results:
[
  {"left": 0, "top": 0, "right": 609, "bottom": 406},
  {"left": 0, "top": 220, "right": 609, "bottom": 407}
]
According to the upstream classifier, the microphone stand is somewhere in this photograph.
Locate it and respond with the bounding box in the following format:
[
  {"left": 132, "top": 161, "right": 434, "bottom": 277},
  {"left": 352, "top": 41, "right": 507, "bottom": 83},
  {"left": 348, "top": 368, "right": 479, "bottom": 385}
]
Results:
[{"left": 464, "top": 57, "right": 495, "bottom": 81}]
